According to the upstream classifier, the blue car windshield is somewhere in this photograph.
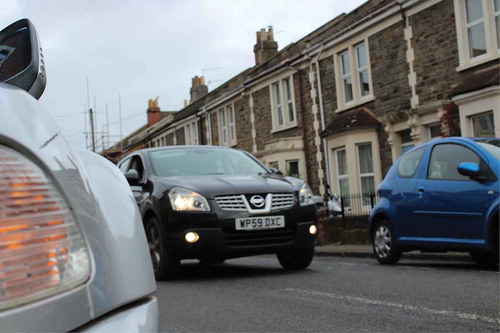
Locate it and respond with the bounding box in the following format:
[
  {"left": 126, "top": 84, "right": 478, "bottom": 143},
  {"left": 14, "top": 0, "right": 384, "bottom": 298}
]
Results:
[
  {"left": 149, "top": 148, "right": 269, "bottom": 177},
  {"left": 475, "top": 139, "right": 500, "bottom": 160}
]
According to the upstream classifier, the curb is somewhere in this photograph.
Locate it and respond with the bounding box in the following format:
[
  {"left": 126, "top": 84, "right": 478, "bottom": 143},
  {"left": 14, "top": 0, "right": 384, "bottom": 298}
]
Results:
[{"left": 314, "top": 250, "right": 473, "bottom": 262}]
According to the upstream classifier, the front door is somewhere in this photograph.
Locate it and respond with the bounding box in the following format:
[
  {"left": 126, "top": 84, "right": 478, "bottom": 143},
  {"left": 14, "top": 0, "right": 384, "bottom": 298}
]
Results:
[{"left": 413, "top": 143, "right": 492, "bottom": 241}]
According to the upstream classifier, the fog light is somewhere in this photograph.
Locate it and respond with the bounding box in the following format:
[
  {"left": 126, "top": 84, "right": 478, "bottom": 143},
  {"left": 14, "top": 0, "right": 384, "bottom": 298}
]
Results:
[
  {"left": 309, "top": 225, "right": 318, "bottom": 235},
  {"left": 185, "top": 232, "right": 199, "bottom": 243}
]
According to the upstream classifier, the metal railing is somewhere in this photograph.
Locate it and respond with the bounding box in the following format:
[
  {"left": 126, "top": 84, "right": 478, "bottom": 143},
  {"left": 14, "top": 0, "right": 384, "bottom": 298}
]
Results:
[{"left": 338, "top": 191, "right": 379, "bottom": 225}]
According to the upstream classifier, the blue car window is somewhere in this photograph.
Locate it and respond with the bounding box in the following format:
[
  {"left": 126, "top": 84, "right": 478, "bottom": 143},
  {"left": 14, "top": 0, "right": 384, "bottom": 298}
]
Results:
[
  {"left": 427, "top": 144, "right": 480, "bottom": 181},
  {"left": 398, "top": 147, "right": 425, "bottom": 178}
]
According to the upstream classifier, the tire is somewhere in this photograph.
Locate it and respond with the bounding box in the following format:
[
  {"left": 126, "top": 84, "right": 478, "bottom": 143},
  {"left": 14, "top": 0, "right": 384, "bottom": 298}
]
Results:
[
  {"left": 372, "top": 220, "right": 401, "bottom": 265},
  {"left": 469, "top": 251, "right": 499, "bottom": 268},
  {"left": 277, "top": 246, "right": 314, "bottom": 270},
  {"left": 145, "top": 217, "right": 180, "bottom": 280}
]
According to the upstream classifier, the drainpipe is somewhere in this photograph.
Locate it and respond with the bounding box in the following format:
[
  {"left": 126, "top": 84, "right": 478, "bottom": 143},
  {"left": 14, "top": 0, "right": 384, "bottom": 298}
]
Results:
[
  {"left": 287, "top": 64, "right": 311, "bottom": 184},
  {"left": 197, "top": 106, "right": 213, "bottom": 145},
  {"left": 195, "top": 108, "right": 206, "bottom": 145},
  {"left": 312, "top": 45, "right": 332, "bottom": 195}
]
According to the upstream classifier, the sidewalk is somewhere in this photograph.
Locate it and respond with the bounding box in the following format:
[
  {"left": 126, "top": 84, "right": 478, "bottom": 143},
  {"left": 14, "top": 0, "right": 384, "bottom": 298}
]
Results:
[{"left": 314, "top": 244, "right": 472, "bottom": 261}]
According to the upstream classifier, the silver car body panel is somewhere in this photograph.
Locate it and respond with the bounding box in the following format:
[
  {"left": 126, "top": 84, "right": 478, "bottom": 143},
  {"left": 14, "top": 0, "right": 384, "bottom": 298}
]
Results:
[
  {"left": 79, "top": 296, "right": 158, "bottom": 332},
  {"left": 0, "top": 83, "right": 157, "bottom": 331}
]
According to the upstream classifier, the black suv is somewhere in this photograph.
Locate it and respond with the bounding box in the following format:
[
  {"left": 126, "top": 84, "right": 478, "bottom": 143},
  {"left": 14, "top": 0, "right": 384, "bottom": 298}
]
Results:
[{"left": 118, "top": 146, "right": 318, "bottom": 280}]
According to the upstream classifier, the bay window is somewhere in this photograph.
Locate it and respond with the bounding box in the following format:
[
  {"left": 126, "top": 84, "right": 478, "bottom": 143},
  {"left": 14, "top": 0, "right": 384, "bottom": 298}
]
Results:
[{"left": 357, "top": 143, "right": 375, "bottom": 206}]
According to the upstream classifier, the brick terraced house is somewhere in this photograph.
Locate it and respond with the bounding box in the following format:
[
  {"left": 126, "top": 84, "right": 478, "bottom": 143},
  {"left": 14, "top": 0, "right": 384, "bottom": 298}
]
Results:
[{"left": 109, "top": 0, "right": 499, "bottom": 201}]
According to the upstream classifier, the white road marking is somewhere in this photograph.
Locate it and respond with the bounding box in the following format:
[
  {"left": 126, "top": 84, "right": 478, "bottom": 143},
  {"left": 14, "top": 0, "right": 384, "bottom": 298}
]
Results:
[{"left": 285, "top": 288, "right": 500, "bottom": 325}]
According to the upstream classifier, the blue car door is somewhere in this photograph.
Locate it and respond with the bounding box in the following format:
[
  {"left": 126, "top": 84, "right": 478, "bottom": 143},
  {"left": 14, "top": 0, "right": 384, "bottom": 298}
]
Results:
[{"left": 413, "top": 142, "right": 492, "bottom": 242}]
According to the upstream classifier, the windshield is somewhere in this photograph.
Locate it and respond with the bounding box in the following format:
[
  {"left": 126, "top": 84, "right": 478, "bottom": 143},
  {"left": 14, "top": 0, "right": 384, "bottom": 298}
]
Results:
[
  {"left": 149, "top": 148, "right": 269, "bottom": 177},
  {"left": 475, "top": 139, "right": 500, "bottom": 160}
]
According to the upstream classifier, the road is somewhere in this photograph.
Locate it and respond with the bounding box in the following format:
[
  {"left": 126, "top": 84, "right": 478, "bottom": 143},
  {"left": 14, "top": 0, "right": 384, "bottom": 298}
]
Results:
[{"left": 156, "top": 255, "right": 499, "bottom": 332}]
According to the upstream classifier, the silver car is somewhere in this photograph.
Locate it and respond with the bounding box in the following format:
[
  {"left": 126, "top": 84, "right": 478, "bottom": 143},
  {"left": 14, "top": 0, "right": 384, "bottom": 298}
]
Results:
[{"left": 0, "top": 19, "right": 158, "bottom": 331}]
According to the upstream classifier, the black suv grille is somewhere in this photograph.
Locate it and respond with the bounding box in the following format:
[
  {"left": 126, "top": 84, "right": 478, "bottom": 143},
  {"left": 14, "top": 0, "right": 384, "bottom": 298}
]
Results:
[{"left": 223, "top": 228, "right": 295, "bottom": 248}]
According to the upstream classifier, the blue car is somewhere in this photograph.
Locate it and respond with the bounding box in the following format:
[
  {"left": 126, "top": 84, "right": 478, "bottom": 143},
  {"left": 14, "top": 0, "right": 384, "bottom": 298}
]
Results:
[{"left": 369, "top": 137, "right": 499, "bottom": 266}]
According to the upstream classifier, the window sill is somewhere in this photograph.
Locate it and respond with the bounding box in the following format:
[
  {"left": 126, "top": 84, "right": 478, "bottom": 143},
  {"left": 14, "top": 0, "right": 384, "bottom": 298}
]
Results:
[
  {"left": 271, "top": 123, "right": 298, "bottom": 134},
  {"left": 220, "top": 141, "right": 237, "bottom": 148},
  {"left": 456, "top": 53, "right": 500, "bottom": 72},
  {"left": 335, "top": 96, "right": 375, "bottom": 113}
]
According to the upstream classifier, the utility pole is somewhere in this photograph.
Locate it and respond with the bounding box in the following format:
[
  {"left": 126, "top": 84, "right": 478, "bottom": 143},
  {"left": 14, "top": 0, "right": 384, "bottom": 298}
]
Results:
[
  {"left": 84, "top": 104, "right": 88, "bottom": 149},
  {"left": 89, "top": 108, "right": 96, "bottom": 152},
  {"left": 119, "top": 94, "right": 123, "bottom": 151},
  {"left": 94, "top": 97, "right": 98, "bottom": 149},
  {"left": 105, "top": 103, "right": 110, "bottom": 149},
  {"left": 86, "top": 78, "right": 92, "bottom": 151}
]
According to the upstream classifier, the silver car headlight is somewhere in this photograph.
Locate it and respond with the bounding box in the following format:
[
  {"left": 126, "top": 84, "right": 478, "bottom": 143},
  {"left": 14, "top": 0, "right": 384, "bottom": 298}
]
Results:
[
  {"left": 0, "top": 145, "right": 91, "bottom": 311},
  {"left": 168, "top": 187, "right": 210, "bottom": 212},
  {"left": 299, "top": 183, "right": 315, "bottom": 206}
]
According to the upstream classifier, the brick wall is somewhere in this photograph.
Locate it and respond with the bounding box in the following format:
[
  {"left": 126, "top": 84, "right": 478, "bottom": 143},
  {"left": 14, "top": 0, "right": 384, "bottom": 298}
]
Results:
[
  {"left": 318, "top": 57, "right": 337, "bottom": 124},
  {"left": 369, "top": 22, "right": 410, "bottom": 175},
  {"left": 175, "top": 128, "right": 185, "bottom": 145},
  {"left": 210, "top": 111, "right": 220, "bottom": 146},
  {"left": 411, "top": 0, "right": 459, "bottom": 103},
  {"left": 234, "top": 97, "right": 253, "bottom": 153},
  {"left": 251, "top": 86, "right": 273, "bottom": 152},
  {"left": 297, "top": 67, "right": 321, "bottom": 192}
]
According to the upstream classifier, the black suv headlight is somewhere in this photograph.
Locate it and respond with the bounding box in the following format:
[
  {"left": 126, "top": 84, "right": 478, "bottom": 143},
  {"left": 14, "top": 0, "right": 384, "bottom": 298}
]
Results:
[{"left": 168, "top": 187, "right": 210, "bottom": 212}]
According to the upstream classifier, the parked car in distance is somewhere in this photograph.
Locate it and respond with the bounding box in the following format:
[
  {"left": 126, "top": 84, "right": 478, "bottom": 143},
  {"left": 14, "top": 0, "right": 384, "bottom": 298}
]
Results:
[
  {"left": 0, "top": 19, "right": 158, "bottom": 331},
  {"left": 118, "top": 146, "right": 319, "bottom": 280},
  {"left": 369, "top": 137, "right": 499, "bottom": 267}
]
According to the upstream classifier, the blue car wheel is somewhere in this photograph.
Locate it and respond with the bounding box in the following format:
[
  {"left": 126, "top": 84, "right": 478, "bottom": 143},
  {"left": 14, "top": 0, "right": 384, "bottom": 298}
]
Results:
[{"left": 372, "top": 220, "right": 402, "bottom": 265}]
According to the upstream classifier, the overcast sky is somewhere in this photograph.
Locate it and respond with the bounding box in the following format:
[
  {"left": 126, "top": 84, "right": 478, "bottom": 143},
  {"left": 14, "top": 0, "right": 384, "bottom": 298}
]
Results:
[{"left": 1, "top": 0, "right": 366, "bottom": 150}]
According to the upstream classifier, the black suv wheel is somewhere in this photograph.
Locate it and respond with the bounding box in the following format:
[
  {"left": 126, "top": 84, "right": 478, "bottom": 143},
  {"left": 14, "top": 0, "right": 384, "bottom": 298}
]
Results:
[{"left": 145, "top": 217, "right": 180, "bottom": 280}]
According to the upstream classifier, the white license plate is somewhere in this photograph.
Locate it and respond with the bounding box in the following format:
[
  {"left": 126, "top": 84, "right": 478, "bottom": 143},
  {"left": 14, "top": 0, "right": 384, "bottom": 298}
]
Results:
[{"left": 235, "top": 216, "right": 285, "bottom": 231}]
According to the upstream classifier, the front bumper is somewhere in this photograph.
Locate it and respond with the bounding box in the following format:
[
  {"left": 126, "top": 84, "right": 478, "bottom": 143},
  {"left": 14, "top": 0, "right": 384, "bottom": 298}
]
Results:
[
  {"left": 78, "top": 296, "right": 158, "bottom": 332},
  {"left": 168, "top": 221, "right": 317, "bottom": 260}
]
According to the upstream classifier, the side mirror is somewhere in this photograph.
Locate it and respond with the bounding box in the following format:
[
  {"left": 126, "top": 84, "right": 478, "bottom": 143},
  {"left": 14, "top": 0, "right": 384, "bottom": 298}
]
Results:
[
  {"left": 269, "top": 167, "right": 283, "bottom": 176},
  {"left": 457, "top": 162, "right": 482, "bottom": 180},
  {"left": 124, "top": 169, "right": 140, "bottom": 186},
  {"left": 0, "top": 19, "right": 46, "bottom": 99}
]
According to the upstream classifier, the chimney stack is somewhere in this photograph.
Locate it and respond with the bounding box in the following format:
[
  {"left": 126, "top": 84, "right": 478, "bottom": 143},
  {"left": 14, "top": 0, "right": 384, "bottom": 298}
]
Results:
[
  {"left": 147, "top": 97, "right": 161, "bottom": 126},
  {"left": 190, "top": 75, "right": 208, "bottom": 102},
  {"left": 254, "top": 26, "right": 278, "bottom": 66}
]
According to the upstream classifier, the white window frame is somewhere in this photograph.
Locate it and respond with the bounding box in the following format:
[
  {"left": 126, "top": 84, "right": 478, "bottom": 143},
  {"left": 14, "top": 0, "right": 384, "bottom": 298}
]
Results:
[
  {"left": 269, "top": 161, "right": 279, "bottom": 169},
  {"left": 340, "top": 50, "right": 353, "bottom": 104},
  {"left": 184, "top": 121, "right": 199, "bottom": 145},
  {"left": 335, "top": 40, "right": 374, "bottom": 112},
  {"left": 334, "top": 147, "right": 350, "bottom": 196},
  {"left": 218, "top": 103, "right": 237, "bottom": 147},
  {"left": 270, "top": 75, "right": 297, "bottom": 132},
  {"left": 356, "top": 143, "right": 376, "bottom": 209},
  {"left": 470, "top": 110, "right": 495, "bottom": 137},
  {"left": 355, "top": 43, "right": 371, "bottom": 98},
  {"left": 455, "top": 0, "right": 500, "bottom": 70},
  {"left": 428, "top": 123, "right": 442, "bottom": 139},
  {"left": 285, "top": 159, "right": 300, "bottom": 178}
]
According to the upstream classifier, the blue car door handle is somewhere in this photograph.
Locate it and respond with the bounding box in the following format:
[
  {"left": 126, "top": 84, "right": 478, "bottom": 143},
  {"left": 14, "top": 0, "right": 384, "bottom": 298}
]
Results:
[{"left": 417, "top": 186, "right": 425, "bottom": 193}]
